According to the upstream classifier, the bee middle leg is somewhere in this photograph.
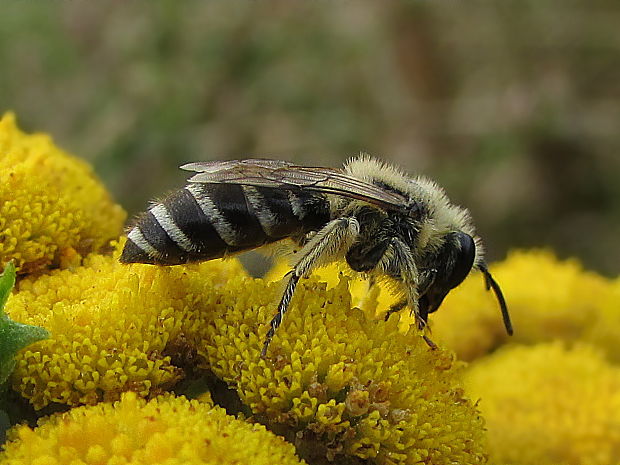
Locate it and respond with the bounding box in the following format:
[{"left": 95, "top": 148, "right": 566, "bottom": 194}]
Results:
[
  {"left": 384, "top": 269, "right": 436, "bottom": 321},
  {"left": 384, "top": 299, "right": 407, "bottom": 321},
  {"left": 385, "top": 299, "right": 437, "bottom": 349},
  {"left": 261, "top": 217, "right": 359, "bottom": 357}
]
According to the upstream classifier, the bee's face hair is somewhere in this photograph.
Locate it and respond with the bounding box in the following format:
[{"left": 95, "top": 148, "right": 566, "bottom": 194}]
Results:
[{"left": 344, "top": 154, "right": 485, "bottom": 268}]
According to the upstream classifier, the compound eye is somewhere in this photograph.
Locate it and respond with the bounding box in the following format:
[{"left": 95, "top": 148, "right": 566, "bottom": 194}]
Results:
[{"left": 447, "top": 232, "right": 476, "bottom": 289}]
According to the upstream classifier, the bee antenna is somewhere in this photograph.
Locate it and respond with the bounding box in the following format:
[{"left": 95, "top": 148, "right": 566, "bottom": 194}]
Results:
[{"left": 479, "top": 263, "right": 513, "bottom": 336}]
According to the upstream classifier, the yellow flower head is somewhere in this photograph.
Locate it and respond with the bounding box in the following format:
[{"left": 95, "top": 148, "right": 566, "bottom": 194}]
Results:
[
  {"left": 0, "top": 112, "right": 126, "bottom": 275},
  {"left": 8, "top": 241, "right": 487, "bottom": 464},
  {"left": 6, "top": 111, "right": 618, "bottom": 465},
  {"left": 430, "top": 250, "right": 612, "bottom": 360},
  {"left": 1, "top": 392, "right": 305, "bottom": 465},
  {"left": 584, "top": 277, "right": 620, "bottom": 362},
  {"left": 201, "top": 273, "right": 488, "bottom": 465},
  {"left": 465, "top": 342, "right": 620, "bottom": 465},
  {"left": 6, "top": 243, "right": 246, "bottom": 409}
]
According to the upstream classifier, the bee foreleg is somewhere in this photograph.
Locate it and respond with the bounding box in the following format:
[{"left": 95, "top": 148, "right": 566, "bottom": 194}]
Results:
[
  {"left": 261, "top": 217, "right": 360, "bottom": 357},
  {"left": 383, "top": 269, "right": 437, "bottom": 320},
  {"left": 381, "top": 237, "right": 434, "bottom": 337}
]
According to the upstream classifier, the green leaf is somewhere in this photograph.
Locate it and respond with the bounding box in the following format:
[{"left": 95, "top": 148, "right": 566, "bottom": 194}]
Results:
[
  {"left": 0, "top": 262, "right": 16, "bottom": 311},
  {"left": 0, "top": 262, "right": 49, "bottom": 386}
]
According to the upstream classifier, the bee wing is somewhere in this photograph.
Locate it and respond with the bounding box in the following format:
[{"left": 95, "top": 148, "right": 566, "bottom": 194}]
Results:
[
  {"left": 180, "top": 159, "right": 409, "bottom": 210},
  {"left": 181, "top": 158, "right": 294, "bottom": 173}
]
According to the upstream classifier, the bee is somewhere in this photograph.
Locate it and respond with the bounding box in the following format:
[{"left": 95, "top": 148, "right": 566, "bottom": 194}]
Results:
[{"left": 120, "top": 156, "right": 513, "bottom": 356}]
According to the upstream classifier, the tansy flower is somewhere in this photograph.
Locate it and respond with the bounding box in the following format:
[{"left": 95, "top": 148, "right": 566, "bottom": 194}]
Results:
[
  {"left": 201, "top": 272, "right": 488, "bottom": 465},
  {"left": 6, "top": 244, "right": 246, "bottom": 409},
  {"left": 464, "top": 342, "right": 620, "bottom": 465},
  {"left": 271, "top": 251, "right": 616, "bottom": 362},
  {"left": 0, "top": 112, "right": 126, "bottom": 275},
  {"left": 584, "top": 277, "right": 620, "bottom": 363},
  {"left": 7, "top": 241, "right": 488, "bottom": 464},
  {"left": 0, "top": 391, "right": 306, "bottom": 465},
  {"left": 5, "top": 111, "right": 619, "bottom": 465},
  {"left": 431, "top": 250, "right": 613, "bottom": 361},
  {"left": 0, "top": 262, "right": 49, "bottom": 386}
]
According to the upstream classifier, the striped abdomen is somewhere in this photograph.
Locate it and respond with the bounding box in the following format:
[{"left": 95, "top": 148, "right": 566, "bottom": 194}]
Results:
[{"left": 120, "top": 183, "right": 331, "bottom": 265}]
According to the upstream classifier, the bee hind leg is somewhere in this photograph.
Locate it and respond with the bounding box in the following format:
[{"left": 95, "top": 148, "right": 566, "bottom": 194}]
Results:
[
  {"left": 261, "top": 217, "right": 359, "bottom": 358},
  {"left": 261, "top": 271, "right": 300, "bottom": 357}
]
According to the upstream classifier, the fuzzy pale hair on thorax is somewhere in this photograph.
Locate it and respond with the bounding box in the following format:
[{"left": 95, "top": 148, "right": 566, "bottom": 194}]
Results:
[{"left": 344, "top": 154, "right": 486, "bottom": 268}]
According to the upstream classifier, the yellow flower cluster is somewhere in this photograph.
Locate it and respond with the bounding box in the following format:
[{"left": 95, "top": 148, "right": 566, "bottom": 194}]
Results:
[
  {"left": 5, "top": 112, "right": 619, "bottom": 464},
  {"left": 0, "top": 112, "right": 126, "bottom": 275},
  {"left": 7, "top": 242, "right": 487, "bottom": 464},
  {"left": 201, "top": 275, "right": 487, "bottom": 465},
  {"left": 584, "top": 277, "right": 620, "bottom": 363},
  {"left": 264, "top": 251, "right": 620, "bottom": 464},
  {"left": 431, "top": 250, "right": 614, "bottom": 361},
  {"left": 270, "top": 250, "right": 617, "bottom": 361},
  {"left": 465, "top": 343, "right": 620, "bottom": 465},
  {"left": 7, "top": 244, "right": 246, "bottom": 409},
  {"left": 1, "top": 392, "right": 305, "bottom": 465}
]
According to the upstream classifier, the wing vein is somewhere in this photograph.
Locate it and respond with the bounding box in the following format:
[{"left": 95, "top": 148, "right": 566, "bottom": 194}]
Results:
[{"left": 181, "top": 159, "right": 409, "bottom": 211}]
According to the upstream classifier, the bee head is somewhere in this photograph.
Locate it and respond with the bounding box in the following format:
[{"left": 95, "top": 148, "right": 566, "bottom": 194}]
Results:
[{"left": 419, "top": 231, "right": 513, "bottom": 336}]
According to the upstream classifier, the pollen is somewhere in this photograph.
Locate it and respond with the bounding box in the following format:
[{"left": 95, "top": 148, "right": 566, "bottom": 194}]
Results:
[
  {"left": 0, "top": 392, "right": 305, "bottom": 465},
  {"left": 0, "top": 112, "right": 126, "bottom": 275}
]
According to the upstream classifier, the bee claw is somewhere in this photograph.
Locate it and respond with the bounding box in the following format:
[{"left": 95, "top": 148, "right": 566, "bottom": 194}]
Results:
[{"left": 423, "top": 335, "right": 438, "bottom": 350}]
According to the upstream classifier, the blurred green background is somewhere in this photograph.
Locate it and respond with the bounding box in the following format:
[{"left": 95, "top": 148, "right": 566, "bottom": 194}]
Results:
[{"left": 1, "top": 1, "right": 618, "bottom": 275}]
